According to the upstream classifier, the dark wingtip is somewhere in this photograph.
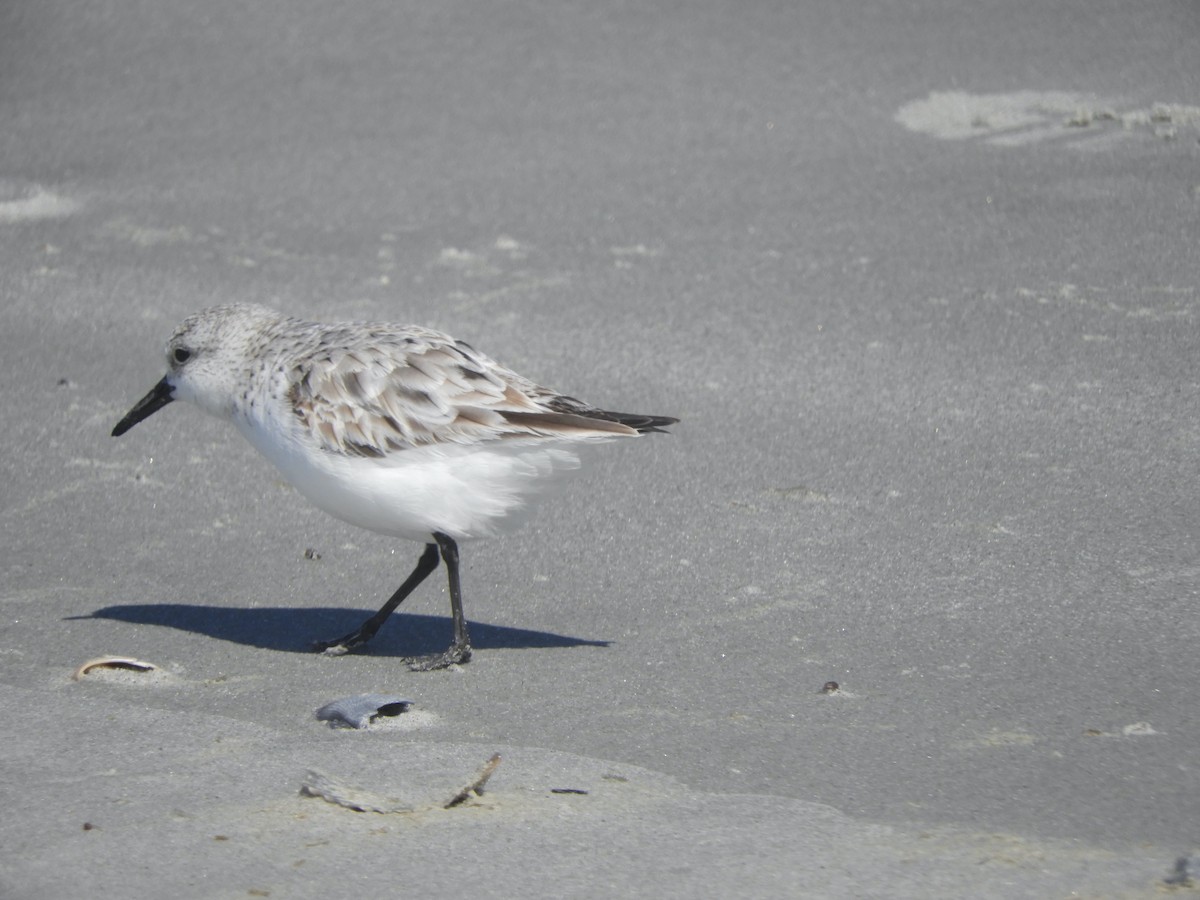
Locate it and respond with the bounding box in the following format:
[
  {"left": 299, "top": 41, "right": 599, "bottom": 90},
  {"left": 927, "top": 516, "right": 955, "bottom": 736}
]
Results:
[
  {"left": 545, "top": 395, "right": 677, "bottom": 434},
  {"left": 634, "top": 416, "right": 679, "bottom": 435},
  {"left": 596, "top": 411, "right": 679, "bottom": 434}
]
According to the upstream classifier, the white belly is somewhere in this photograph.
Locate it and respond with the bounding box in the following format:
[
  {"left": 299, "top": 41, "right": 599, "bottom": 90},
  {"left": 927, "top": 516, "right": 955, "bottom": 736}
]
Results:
[{"left": 236, "top": 415, "right": 583, "bottom": 542}]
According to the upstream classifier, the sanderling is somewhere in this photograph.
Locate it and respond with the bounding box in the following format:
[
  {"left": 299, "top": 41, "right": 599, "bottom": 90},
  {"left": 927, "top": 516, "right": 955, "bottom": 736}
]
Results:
[{"left": 112, "top": 303, "right": 677, "bottom": 670}]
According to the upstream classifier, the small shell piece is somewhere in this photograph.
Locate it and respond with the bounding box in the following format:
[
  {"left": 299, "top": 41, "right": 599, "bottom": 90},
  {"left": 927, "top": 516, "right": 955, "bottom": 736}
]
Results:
[
  {"left": 315, "top": 694, "right": 413, "bottom": 729},
  {"left": 71, "top": 656, "right": 159, "bottom": 681}
]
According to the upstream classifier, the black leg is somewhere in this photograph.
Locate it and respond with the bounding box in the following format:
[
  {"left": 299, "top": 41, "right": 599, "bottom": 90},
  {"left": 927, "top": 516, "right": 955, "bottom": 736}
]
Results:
[
  {"left": 313, "top": 542, "right": 440, "bottom": 655},
  {"left": 406, "top": 532, "right": 473, "bottom": 671}
]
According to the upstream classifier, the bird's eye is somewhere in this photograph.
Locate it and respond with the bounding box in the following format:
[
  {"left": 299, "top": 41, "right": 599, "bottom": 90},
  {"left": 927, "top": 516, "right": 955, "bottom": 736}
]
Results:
[{"left": 173, "top": 348, "right": 191, "bottom": 364}]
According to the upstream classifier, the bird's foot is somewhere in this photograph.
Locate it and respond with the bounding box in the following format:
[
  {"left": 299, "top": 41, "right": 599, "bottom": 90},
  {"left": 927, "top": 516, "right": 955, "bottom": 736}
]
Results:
[{"left": 405, "top": 642, "right": 472, "bottom": 671}]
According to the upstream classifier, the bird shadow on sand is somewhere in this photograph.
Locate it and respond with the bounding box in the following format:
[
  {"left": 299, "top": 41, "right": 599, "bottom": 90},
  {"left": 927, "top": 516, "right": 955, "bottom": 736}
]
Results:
[{"left": 71, "top": 604, "right": 610, "bottom": 657}]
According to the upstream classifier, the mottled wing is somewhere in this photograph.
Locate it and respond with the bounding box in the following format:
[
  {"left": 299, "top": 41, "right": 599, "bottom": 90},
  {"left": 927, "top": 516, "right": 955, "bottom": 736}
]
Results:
[{"left": 287, "top": 330, "right": 639, "bottom": 458}]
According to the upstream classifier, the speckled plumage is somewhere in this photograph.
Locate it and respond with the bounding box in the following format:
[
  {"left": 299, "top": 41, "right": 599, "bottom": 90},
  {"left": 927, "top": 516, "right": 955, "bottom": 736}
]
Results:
[{"left": 112, "top": 303, "right": 677, "bottom": 668}]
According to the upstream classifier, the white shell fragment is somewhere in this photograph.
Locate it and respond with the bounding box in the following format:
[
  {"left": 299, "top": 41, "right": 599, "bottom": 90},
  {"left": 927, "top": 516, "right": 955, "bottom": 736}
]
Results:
[
  {"left": 315, "top": 694, "right": 413, "bottom": 729},
  {"left": 71, "top": 656, "right": 159, "bottom": 681}
]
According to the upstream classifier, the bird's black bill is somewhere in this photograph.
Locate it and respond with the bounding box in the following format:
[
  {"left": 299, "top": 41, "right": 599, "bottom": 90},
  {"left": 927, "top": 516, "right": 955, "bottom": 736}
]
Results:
[{"left": 112, "top": 376, "right": 175, "bottom": 436}]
